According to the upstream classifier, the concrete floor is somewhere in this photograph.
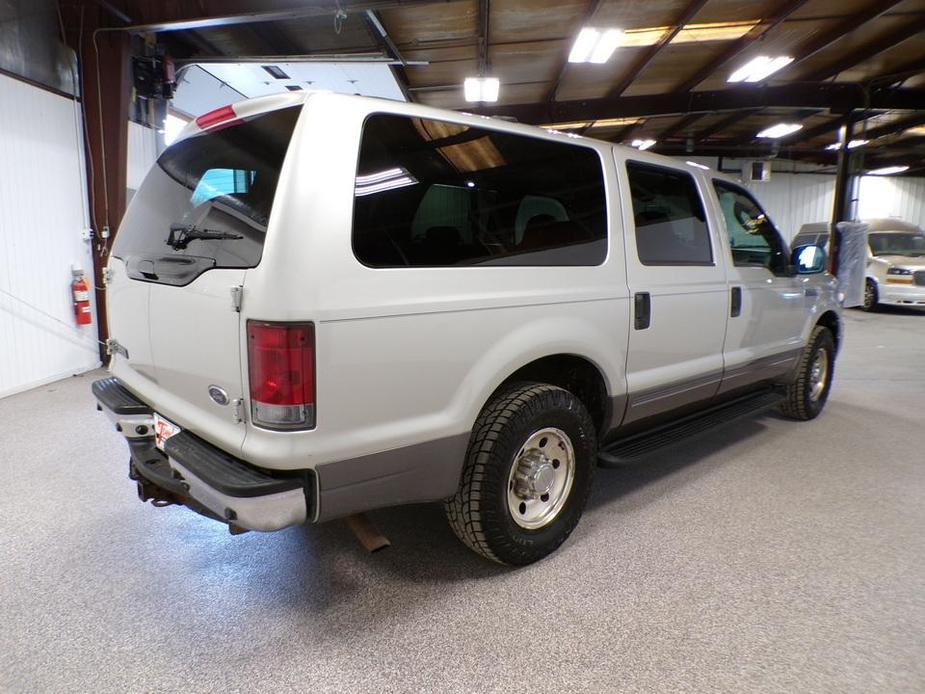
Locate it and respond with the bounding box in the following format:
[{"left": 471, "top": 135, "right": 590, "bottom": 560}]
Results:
[{"left": 2, "top": 308, "right": 924, "bottom": 693}]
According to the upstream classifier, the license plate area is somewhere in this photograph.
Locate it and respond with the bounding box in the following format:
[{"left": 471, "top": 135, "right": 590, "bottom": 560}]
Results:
[{"left": 153, "top": 413, "right": 182, "bottom": 451}]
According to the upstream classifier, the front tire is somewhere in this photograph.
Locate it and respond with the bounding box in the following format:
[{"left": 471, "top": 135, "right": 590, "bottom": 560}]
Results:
[
  {"left": 862, "top": 278, "right": 879, "bottom": 312},
  {"left": 445, "top": 383, "right": 596, "bottom": 565},
  {"left": 780, "top": 326, "right": 835, "bottom": 421}
]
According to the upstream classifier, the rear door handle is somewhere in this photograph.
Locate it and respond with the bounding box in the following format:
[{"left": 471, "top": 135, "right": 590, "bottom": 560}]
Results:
[
  {"left": 634, "top": 292, "right": 651, "bottom": 330},
  {"left": 730, "top": 287, "right": 742, "bottom": 317}
]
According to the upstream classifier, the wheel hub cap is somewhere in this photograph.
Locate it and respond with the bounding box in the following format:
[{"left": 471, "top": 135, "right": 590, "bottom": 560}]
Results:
[
  {"left": 507, "top": 427, "right": 576, "bottom": 530},
  {"left": 514, "top": 452, "right": 557, "bottom": 499},
  {"left": 809, "top": 347, "right": 829, "bottom": 401}
]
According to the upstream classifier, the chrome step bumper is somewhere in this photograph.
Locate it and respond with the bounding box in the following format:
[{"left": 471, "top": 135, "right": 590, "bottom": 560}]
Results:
[{"left": 92, "top": 378, "right": 311, "bottom": 532}]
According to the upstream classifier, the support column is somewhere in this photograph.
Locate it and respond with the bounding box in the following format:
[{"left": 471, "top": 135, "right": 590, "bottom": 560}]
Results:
[
  {"left": 63, "top": 7, "right": 132, "bottom": 357},
  {"left": 829, "top": 116, "right": 858, "bottom": 275}
]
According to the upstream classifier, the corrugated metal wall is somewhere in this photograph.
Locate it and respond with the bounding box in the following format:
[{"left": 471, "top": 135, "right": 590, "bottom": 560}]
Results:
[
  {"left": 744, "top": 174, "right": 836, "bottom": 242},
  {"left": 0, "top": 73, "right": 99, "bottom": 398},
  {"left": 127, "top": 121, "right": 159, "bottom": 195},
  {"left": 857, "top": 176, "right": 925, "bottom": 225}
]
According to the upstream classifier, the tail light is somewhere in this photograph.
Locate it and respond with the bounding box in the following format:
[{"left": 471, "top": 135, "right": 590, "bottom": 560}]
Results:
[
  {"left": 247, "top": 321, "right": 315, "bottom": 430},
  {"left": 196, "top": 104, "right": 237, "bottom": 129}
]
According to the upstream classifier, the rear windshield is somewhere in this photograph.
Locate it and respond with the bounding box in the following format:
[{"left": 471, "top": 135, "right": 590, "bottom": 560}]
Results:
[{"left": 113, "top": 106, "right": 300, "bottom": 285}]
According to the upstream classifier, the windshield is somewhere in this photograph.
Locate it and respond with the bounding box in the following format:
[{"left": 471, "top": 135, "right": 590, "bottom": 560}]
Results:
[
  {"left": 869, "top": 232, "right": 925, "bottom": 257},
  {"left": 112, "top": 106, "right": 300, "bottom": 285}
]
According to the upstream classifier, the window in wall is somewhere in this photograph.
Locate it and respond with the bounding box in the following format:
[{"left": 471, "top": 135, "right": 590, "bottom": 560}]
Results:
[
  {"left": 626, "top": 162, "right": 713, "bottom": 266},
  {"left": 352, "top": 114, "right": 608, "bottom": 267},
  {"left": 713, "top": 180, "right": 788, "bottom": 274}
]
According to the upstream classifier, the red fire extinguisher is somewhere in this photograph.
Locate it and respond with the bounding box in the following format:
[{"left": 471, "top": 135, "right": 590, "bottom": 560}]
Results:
[{"left": 72, "top": 272, "right": 92, "bottom": 326}]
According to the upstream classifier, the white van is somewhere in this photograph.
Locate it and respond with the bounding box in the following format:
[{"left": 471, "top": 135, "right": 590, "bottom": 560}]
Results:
[{"left": 94, "top": 92, "right": 841, "bottom": 565}]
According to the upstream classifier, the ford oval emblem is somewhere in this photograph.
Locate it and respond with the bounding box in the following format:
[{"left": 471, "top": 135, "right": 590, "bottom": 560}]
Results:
[{"left": 208, "top": 385, "right": 230, "bottom": 406}]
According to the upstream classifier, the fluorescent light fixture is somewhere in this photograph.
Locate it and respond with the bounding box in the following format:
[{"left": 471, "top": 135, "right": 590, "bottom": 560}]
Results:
[
  {"left": 355, "top": 167, "right": 418, "bottom": 196},
  {"left": 631, "top": 139, "right": 656, "bottom": 150},
  {"left": 867, "top": 165, "right": 909, "bottom": 176},
  {"left": 825, "top": 139, "right": 869, "bottom": 151},
  {"left": 686, "top": 160, "right": 710, "bottom": 170},
  {"left": 728, "top": 55, "right": 793, "bottom": 83},
  {"left": 756, "top": 123, "right": 803, "bottom": 139},
  {"left": 569, "top": 27, "right": 624, "bottom": 64},
  {"left": 464, "top": 77, "right": 500, "bottom": 103}
]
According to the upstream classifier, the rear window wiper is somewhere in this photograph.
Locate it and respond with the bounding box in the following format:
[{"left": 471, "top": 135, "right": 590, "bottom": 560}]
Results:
[{"left": 167, "top": 224, "right": 242, "bottom": 250}]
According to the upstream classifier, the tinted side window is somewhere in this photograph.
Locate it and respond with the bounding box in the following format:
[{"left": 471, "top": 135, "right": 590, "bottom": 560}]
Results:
[
  {"left": 626, "top": 162, "right": 713, "bottom": 266},
  {"left": 352, "top": 115, "right": 607, "bottom": 267},
  {"left": 713, "top": 181, "right": 788, "bottom": 274}
]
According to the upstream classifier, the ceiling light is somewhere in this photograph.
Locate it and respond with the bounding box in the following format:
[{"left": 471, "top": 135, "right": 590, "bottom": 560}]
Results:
[
  {"left": 728, "top": 56, "right": 793, "bottom": 83},
  {"left": 464, "top": 77, "right": 500, "bottom": 103},
  {"left": 825, "top": 139, "right": 869, "bottom": 151},
  {"left": 631, "top": 139, "right": 656, "bottom": 150},
  {"left": 904, "top": 126, "right": 925, "bottom": 136},
  {"left": 569, "top": 27, "right": 624, "bottom": 64},
  {"left": 868, "top": 165, "right": 909, "bottom": 176},
  {"left": 756, "top": 123, "right": 803, "bottom": 139}
]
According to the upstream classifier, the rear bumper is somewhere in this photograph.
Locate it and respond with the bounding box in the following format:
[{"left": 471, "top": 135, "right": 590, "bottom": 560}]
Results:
[{"left": 92, "top": 377, "right": 312, "bottom": 531}]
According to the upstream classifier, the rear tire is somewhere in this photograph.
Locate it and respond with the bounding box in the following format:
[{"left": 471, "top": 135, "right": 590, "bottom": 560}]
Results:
[
  {"left": 445, "top": 383, "right": 596, "bottom": 566},
  {"left": 862, "top": 278, "right": 879, "bottom": 312},
  {"left": 780, "top": 326, "right": 835, "bottom": 421}
]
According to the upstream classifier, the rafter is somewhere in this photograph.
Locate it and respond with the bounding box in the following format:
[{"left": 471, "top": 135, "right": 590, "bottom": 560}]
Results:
[
  {"left": 673, "top": 0, "right": 811, "bottom": 93},
  {"left": 607, "top": 0, "right": 709, "bottom": 98},
  {"left": 658, "top": 113, "right": 705, "bottom": 141},
  {"left": 545, "top": 0, "right": 604, "bottom": 103},
  {"left": 472, "top": 84, "right": 925, "bottom": 125},
  {"left": 803, "top": 16, "right": 925, "bottom": 81},
  {"left": 786, "top": 0, "right": 905, "bottom": 73}
]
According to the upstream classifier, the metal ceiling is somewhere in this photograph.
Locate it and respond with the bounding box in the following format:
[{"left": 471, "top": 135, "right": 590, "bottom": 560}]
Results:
[{"left": 79, "top": 0, "right": 925, "bottom": 172}]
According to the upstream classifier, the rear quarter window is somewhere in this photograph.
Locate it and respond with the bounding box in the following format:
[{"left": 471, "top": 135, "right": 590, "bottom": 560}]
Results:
[{"left": 352, "top": 114, "right": 608, "bottom": 267}]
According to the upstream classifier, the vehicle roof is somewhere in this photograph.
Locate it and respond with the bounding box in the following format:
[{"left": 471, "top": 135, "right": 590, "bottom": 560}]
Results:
[{"left": 862, "top": 219, "right": 924, "bottom": 233}]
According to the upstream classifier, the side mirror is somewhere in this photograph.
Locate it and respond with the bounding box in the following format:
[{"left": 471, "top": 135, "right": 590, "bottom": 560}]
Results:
[{"left": 791, "top": 243, "right": 826, "bottom": 274}]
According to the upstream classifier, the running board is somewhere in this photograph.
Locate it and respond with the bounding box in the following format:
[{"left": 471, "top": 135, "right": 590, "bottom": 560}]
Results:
[{"left": 598, "top": 390, "right": 785, "bottom": 466}]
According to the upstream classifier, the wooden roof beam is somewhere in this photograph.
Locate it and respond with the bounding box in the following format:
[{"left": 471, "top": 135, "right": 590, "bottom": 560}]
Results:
[
  {"left": 471, "top": 84, "right": 925, "bottom": 124},
  {"left": 607, "top": 0, "right": 709, "bottom": 98},
  {"left": 545, "top": 0, "right": 604, "bottom": 102},
  {"left": 785, "top": 0, "right": 905, "bottom": 73},
  {"left": 658, "top": 113, "right": 705, "bottom": 141},
  {"left": 803, "top": 16, "right": 925, "bottom": 81},
  {"left": 673, "top": 0, "right": 811, "bottom": 93}
]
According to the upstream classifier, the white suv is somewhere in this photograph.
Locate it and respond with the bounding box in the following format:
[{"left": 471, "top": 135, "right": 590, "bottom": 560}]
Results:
[{"left": 93, "top": 92, "right": 841, "bottom": 565}]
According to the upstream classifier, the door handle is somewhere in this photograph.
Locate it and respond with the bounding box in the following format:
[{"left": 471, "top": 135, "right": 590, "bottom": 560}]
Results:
[
  {"left": 634, "top": 292, "right": 651, "bottom": 330},
  {"left": 730, "top": 287, "right": 742, "bottom": 317}
]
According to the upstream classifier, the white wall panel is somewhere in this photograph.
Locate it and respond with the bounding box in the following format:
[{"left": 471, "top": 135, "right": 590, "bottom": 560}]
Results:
[
  {"left": 0, "top": 73, "right": 99, "bottom": 398},
  {"left": 857, "top": 176, "right": 925, "bottom": 225},
  {"left": 127, "top": 120, "right": 158, "bottom": 193},
  {"left": 744, "top": 174, "right": 836, "bottom": 242}
]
